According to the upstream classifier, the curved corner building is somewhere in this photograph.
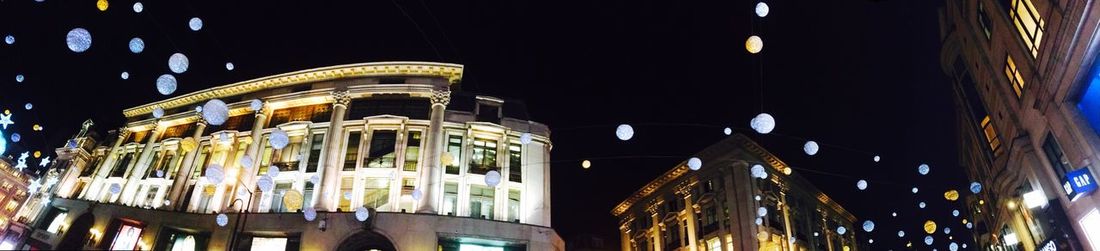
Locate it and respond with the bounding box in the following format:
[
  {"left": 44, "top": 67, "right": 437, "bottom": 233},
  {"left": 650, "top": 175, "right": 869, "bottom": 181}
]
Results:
[{"left": 19, "top": 62, "right": 562, "bottom": 250}]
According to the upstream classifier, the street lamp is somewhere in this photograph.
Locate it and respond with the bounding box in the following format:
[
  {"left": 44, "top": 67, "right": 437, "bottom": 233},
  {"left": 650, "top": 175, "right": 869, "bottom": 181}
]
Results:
[{"left": 225, "top": 181, "right": 254, "bottom": 250}]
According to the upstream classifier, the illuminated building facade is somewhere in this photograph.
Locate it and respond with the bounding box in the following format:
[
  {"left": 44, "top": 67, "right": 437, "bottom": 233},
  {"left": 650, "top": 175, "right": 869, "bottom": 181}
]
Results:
[
  {"left": 0, "top": 157, "right": 31, "bottom": 249},
  {"left": 15, "top": 62, "right": 562, "bottom": 250},
  {"left": 611, "top": 135, "right": 861, "bottom": 251},
  {"left": 940, "top": 0, "right": 1100, "bottom": 249}
]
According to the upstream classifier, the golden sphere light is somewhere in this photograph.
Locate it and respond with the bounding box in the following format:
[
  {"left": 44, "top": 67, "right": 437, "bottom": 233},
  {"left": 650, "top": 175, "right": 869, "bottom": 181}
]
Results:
[
  {"left": 96, "top": 0, "right": 109, "bottom": 11},
  {"left": 746, "top": 35, "right": 763, "bottom": 54},
  {"left": 944, "top": 190, "right": 959, "bottom": 201},
  {"left": 923, "top": 220, "right": 937, "bottom": 234}
]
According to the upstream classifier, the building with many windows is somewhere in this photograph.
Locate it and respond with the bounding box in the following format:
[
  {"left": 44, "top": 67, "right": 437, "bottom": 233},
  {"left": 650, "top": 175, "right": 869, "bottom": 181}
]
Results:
[
  {"left": 13, "top": 61, "right": 562, "bottom": 250},
  {"left": 940, "top": 0, "right": 1100, "bottom": 249},
  {"left": 611, "top": 134, "right": 861, "bottom": 251},
  {"left": 0, "top": 156, "right": 32, "bottom": 249}
]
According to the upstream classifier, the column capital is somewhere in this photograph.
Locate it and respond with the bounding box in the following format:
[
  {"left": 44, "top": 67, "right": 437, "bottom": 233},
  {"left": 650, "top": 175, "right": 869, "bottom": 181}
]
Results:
[
  {"left": 430, "top": 90, "right": 451, "bottom": 106},
  {"left": 195, "top": 112, "right": 208, "bottom": 127},
  {"left": 331, "top": 90, "right": 352, "bottom": 108},
  {"left": 117, "top": 127, "right": 132, "bottom": 140},
  {"left": 254, "top": 102, "right": 269, "bottom": 117}
]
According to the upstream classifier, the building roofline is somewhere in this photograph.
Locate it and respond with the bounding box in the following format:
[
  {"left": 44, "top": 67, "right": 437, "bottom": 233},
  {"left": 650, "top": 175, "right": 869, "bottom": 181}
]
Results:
[{"left": 122, "top": 61, "right": 464, "bottom": 118}]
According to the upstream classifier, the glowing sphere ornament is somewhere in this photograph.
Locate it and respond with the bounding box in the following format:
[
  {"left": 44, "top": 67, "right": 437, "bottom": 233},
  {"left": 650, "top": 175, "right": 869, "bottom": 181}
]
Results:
[
  {"left": 96, "top": 0, "right": 108, "bottom": 11},
  {"left": 216, "top": 213, "right": 228, "bottom": 227},
  {"left": 10, "top": 133, "right": 20, "bottom": 143},
  {"left": 918, "top": 163, "right": 930, "bottom": 175},
  {"left": 944, "top": 227, "right": 951, "bottom": 234},
  {"left": 266, "top": 165, "right": 280, "bottom": 177},
  {"left": 202, "top": 99, "right": 229, "bottom": 126},
  {"left": 873, "top": 155, "right": 880, "bottom": 162},
  {"left": 750, "top": 113, "right": 775, "bottom": 134},
  {"left": 950, "top": 242, "right": 959, "bottom": 251},
  {"left": 862, "top": 220, "right": 875, "bottom": 232},
  {"left": 746, "top": 35, "right": 763, "bottom": 54},
  {"left": 687, "top": 157, "right": 702, "bottom": 171},
  {"left": 121, "top": 72, "right": 129, "bottom": 80},
  {"left": 615, "top": 124, "right": 634, "bottom": 141},
  {"left": 258, "top": 175, "right": 274, "bottom": 192},
  {"left": 582, "top": 160, "right": 591, "bottom": 169},
  {"left": 226, "top": 62, "right": 235, "bottom": 71},
  {"left": 912, "top": 187, "right": 919, "bottom": 194},
  {"left": 269, "top": 128, "right": 289, "bottom": 149},
  {"left": 168, "top": 53, "right": 190, "bottom": 73},
  {"left": 966, "top": 222, "right": 973, "bottom": 229},
  {"left": 128, "top": 37, "right": 144, "bottom": 53},
  {"left": 924, "top": 236, "right": 934, "bottom": 245},
  {"left": 152, "top": 107, "right": 164, "bottom": 118},
  {"left": 520, "top": 132, "right": 533, "bottom": 145},
  {"left": 723, "top": 127, "right": 732, "bottom": 135},
  {"left": 856, "top": 180, "right": 868, "bottom": 190},
  {"left": 944, "top": 190, "right": 959, "bottom": 201},
  {"left": 132, "top": 2, "right": 143, "bottom": 13},
  {"left": 952, "top": 209, "right": 960, "bottom": 217},
  {"left": 412, "top": 189, "right": 423, "bottom": 200},
  {"left": 897, "top": 230, "right": 905, "bottom": 237},
  {"left": 919, "top": 202, "right": 926, "bottom": 208},
  {"left": 924, "top": 220, "right": 937, "bottom": 234},
  {"left": 755, "top": 2, "right": 769, "bottom": 17},
  {"left": 66, "top": 28, "right": 92, "bottom": 53},
  {"left": 310, "top": 175, "right": 320, "bottom": 184},
  {"left": 485, "top": 170, "right": 502, "bottom": 187},
  {"left": 15, "top": 74, "right": 24, "bottom": 83},
  {"left": 755, "top": 217, "right": 763, "bottom": 225},
  {"left": 757, "top": 207, "right": 767, "bottom": 217},
  {"left": 189, "top": 17, "right": 204, "bottom": 31},
  {"left": 33, "top": 151, "right": 41, "bottom": 158},
  {"left": 804, "top": 141, "right": 819, "bottom": 155},
  {"left": 239, "top": 155, "right": 253, "bottom": 169},
  {"left": 155, "top": 170, "right": 163, "bottom": 178},
  {"left": 205, "top": 164, "right": 224, "bottom": 184},
  {"left": 109, "top": 183, "right": 122, "bottom": 194},
  {"left": 156, "top": 74, "right": 177, "bottom": 95},
  {"left": 836, "top": 226, "right": 847, "bottom": 235},
  {"left": 4, "top": 35, "right": 13, "bottom": 45},
  {"left": 970, "top": 182, "right": 982, "bottom": 194},
  {"left": 303, "top": 207, "right": 317, "bottom": 221},
  {"left": 355, "top": 207, "right": 370, "bottom": 221},
  {"left": 751, "top": 164, "right": 768, "bottom": 179},
  {"left": 24, "top": 103, "right": 32, "bottom": 110}
]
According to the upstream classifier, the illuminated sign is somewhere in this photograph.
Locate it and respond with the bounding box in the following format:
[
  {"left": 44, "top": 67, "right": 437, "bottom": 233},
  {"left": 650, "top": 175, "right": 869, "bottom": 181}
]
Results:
[
  {"left": 1039, "top": 238, "right": 1057, "bottom": 251},
  {"left": 1064, "top": 167, "right": 1097, "bottom": 201}
]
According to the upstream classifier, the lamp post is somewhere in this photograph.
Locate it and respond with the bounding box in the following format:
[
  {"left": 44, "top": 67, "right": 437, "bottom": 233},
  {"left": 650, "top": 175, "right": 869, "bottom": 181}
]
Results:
[{"left": 225, "top": 181, "right": 254, "bottom": 250}]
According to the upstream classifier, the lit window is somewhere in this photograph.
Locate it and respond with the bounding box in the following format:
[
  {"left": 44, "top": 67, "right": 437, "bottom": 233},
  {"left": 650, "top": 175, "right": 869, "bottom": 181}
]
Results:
[
  {"left": 250, "top": 237, "right": 287, "bottom": 250},
  {"left": 1006, "top": 0, "right": 1045, "bottom": 57},
  {"left": 1004, "top": 55, "right": 1026, "bottom": 97},
  {"left": 46, "top": 212, "right": 68, "bottom": 233},
  {"left": 981, "top": 116, "right": 1003, "bottom": 155},
  {"left": 1080, "top": 209, "right": 1100, "bottom": 250},
  {"left": 469, "top": 185, "right": 495, "bottom": 219},
  {"left": 508, "top": 144, "right": 522, "bottom": 183},
  {"left": 459, "top": 244, "right": 504, "bottom": 251},
  {"left": 365, "top": 130, "right": 397, "bottom": 168},
  {"left": 443, "top": 183, "right": 458, "bottom": 216},
  {"left": 403, "top": 131, "right": 421, "bottom": 172},
  {"left": 362, "top": 178, "right": 390, "bottom": 210},
  {"left": 469, "top": 139, "right": 498, "bottom": 175},
  {"left": 978, "top": 2, "right": 993, "bottom": 40},
  {"left": 343, "top": 132, "right": 362, "bottom": 171},
  {"left": 445, "top": 135, "right": 463, "bottom": 175},
  {"left": 507, "top": 189, "right": 521, "bottom": 222},
  {"left": 109, "top": 223, "right": 143, "bottom": 250}
]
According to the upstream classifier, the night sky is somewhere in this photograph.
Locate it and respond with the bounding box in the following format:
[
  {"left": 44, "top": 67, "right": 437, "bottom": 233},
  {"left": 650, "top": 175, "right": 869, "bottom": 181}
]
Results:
[{"left": 0, "top": 0, "right": 968, "bottom": 249}]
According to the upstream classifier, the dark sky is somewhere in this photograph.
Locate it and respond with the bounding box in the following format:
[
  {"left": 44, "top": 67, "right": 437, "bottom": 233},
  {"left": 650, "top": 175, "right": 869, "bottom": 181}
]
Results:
[{"left": 0, "top": 0, "right": 970, "bottom": 249}]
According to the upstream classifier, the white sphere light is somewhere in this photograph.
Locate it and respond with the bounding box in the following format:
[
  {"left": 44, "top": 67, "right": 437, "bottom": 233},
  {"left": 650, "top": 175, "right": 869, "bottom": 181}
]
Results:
[
  {"left": 751, "top": 164, "right": 768, "bottom": 179},
  {"left": 581, "top": 160, "right": 592, "bottom": 169},
  {"left": 966, "top": 222, "right": 973, "bottom": 229},
  {"left": 310, "top": 175, "right": 320, "bottom": 184},
  {"left": 121, "top": 72, "right": 129, "bottom": 80},
  {"left": 944, "top": 227, "right": 952, "bottom": 234},
  {"left": 202, "top": 99, "right": 229, "bottom": 126},
  {"left": 267, "top": 165, "right": 280, "bottom": 177},
  {"left": 615, "top": 124, "right": 634, "bottom": 141},
  {"left": 520, "top": 132, "right": 533, "bottom": 145},
  {"left": 925, "top": 236, "right": 934, "bottom": 245},
  {"left": 485, "top": 170, "right": 502, "bottom": 187},
  {"left": 912, "top": 187, "right": 919, "bottom": 194},
  {"left": 892, "top": 212, "right": 897, "bottom": 217},
  {"left": 24, "top": 103, "right": 32, "bottom": 110},
  {"left": 15, "top": 74, "right": 24, "bottom": 83},
  {"left": 952, "top": 209, "right": 960, "bottom": 217},
  {"left": 11, "top": 133, "right": 21, "bottom": 142},
  {"left": 687, "top": 157, "right": 702, "bottom": 171},
  {"left": 66, "top": 28, "right": 92, "bottom": 53},
  {"left": 257, "top": 175, "right": 274, "bottom": 192},
  {"left": 856, "top": 180, "right": 868, "bottom": 190},
  {"left": 804, "top": 141, "right": 819, "bottom": 155},
  {"left": 919, "top": 202, "right": 926, "bottom": 208},
  {"left": 303, "top": 207, "right": 317, "bottom": 221},
  {"left": 189, "top": 17, "right": 204, "bottom": 31},
  {"left": 969, "top": 182, "right": 982, "bottom": 194},
  {"left": 862, "top": 220, "right": 875, "bottom": 232},
  {"left": 757, "top": 207, "right": 767, "bottom": 217},
  {"left": 168, "top": 53, "right": 190, "bottom": 74},
  {"left": 128, "top": 37, "right": 144, "bottom": 53},
  {"left": 898, "top": 230, "right": 905, "bottom": 237},
  {"left": 755, "top": 217, "right": 763, "bottom": 225},
  {"left": 155, "top": 170, "right": 164, "bottom": 178},
  {"left": 109, "top": 183, "right": 122, "bottom": 194},
  {"left": 750, "top": 113, "right": 775, "bottom": 134},
  {"left": 132, "top": 2, "right": 143, "bottom": 13},
  {"left": 723, "top": 127, "right": 732, "bottom": 135},
  {"left": 4, "top": 35, "right": 13, "bottom": 45},
  {"left": 205, "top": 164, "right": 224, "bottom": 184},
  {"left": 412, "top": 189, "right": 423, "bottom": 200},
  {"left": 269, "top": 128, "right": 290, "bottom": 149},
  {"left": 746, "top": 35, "right": 763, "bottom": 54},
  {"left": 156, "top": 74, "right": 177, "bottom": 95},
  {"left": 239, "top": 155, "right": 253, "bottom": 169},
  {"left": 918, "top": 164, "right": 930, "bottom": 175},
  {"left": 950, "top": 242, "right": 959, "bottom": 251},
  {"left": 755, "top": 2, "right": 770, "bottom": 17},
  {"left": 216, "top": 213, "right": 229, "bottom": 227},
  {"left": 226, "top": 62, "right": 235, "bottom": 71},
  {"left": 836, "top": 226, "right": 847, "bottom": 235},
  {"left": 873, "top": 155, "right": 881, "bottom": 162},
  {"left": 355, "top": 207, "right": 370, "bottom": 221},
  {"left": 249, "top": 99, "right": 263, "bottom": 111},
  {"left": 152, "top": 107, "right": 164, "bottom": 118}
]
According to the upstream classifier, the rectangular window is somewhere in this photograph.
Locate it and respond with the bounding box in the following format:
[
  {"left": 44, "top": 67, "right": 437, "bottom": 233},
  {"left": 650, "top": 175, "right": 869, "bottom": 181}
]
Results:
[
  {"left": 305, "top": 133, "right": 324, "bottom": 173},
  {"left": 339, "top": 177, "right": 353, "bottom": 211},
  {"left": 508, "top": 189, "right": 521, "bottom": 222},
  {"left": 192, "top": 146, "right": 210, "bottom": 179},
  {"left": 1005, "top": 55, "right": 1026, "bottom": 97},
  {"left": 508, "top": 144, "right": 521, "bottom": 183},
  {"left": 403, "top": 131, "right": 421, "bottom": 172},
  {"left": 365, "top": 130, "right": 397, "bottom": 168},
  {"left": 109, "top": 223, "right": 144, "bottom": 251},
  {"left": 111, "top": 152, "right": 135, "bottom": 177},
  {"left": 1004, "top": 0, "right": 1045, "bottom": 57},
  {"left": 469, "top": 138, "right": 498, "bottom": 175},
  {"left": 979, "top": 2, "right": 993, "bottom": 40},
  {"left": 443, "top": 183, "right": 458, "bottom": 216},
  {"left": 446, "top": 135, "right": 462, "bottom": 174},
  {"left": 270, "top": 135, "right": 302, "bottom": 173},
  {"left": 1042, "top": 133, "right": 1070, "bottom": 177},
  {"left": 363, "top": 178, "right": 390, "bottom": 210},
  {"left": 303, "top": 182, "right": 314, "bottom": 209},
  {"left": 267, "top": 104, "right": 332, "bottom": 125},
  {"left": 270, "top": 182, "right": 293, "bottom": 213},
  {"left": 343, "top": 132, "right": 361, "bottom": 171},
  {"left": 399, "top": 178, "right": 416, "bottom": 212},
  {"left": 476, "top": 103, "right": 501, "bottom": 124},
  {"left": 469, "top": 185, "right": 495, "bottom": 219},
  {"left": 1081, "top": 209, "right": 1100, "bottom": 250},
  {"left": 981, "top": 116, "right": 1003, "bottom": 155},
  {"left": 249, "top": 237, "right": 288, "bottom": 251}
]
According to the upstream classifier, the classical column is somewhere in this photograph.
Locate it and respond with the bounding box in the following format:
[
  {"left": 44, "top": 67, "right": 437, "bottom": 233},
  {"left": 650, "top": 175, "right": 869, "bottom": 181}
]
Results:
[
  {"left": 83, "top": 128, "right": 131, "bottom": 201},
  {"left": 319, "top": 90, "right": 351, "bottom": 211},
  {"left": 416, "top": 90, "right": 449, "bottom": 214},
  {"left": 168, "top": 115, "right": 208, "bottom": 211},
  {"left": 240, "top": 104, "right": 268, "bottom": 211},
  {"left": 121, "top": 122, "right": 164, "bottom": 206}
]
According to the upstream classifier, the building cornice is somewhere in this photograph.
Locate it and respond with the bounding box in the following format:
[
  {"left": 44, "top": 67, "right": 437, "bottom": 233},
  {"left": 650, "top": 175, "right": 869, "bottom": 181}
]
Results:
[{"left": 123, "top": 61, "right": 464, "bottom": 118}]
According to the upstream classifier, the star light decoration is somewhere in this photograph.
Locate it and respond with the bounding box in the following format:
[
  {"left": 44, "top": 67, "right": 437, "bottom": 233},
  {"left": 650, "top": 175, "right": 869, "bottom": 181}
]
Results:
[
  {"left": 14, "top": 152, "right": 29, "bottom": 170},
  {"left": 0, "top": 113, "right": 14, "bottom": 129},
  {"left": 39, "top": 156, "right": 51, "bottom": 167}
]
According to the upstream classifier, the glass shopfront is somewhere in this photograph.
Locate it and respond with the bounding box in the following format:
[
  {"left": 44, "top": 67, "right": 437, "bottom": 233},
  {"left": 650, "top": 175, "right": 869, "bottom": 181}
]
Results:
[{"left": 153, "top": 227, "right": 209, "bottom": 251}]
